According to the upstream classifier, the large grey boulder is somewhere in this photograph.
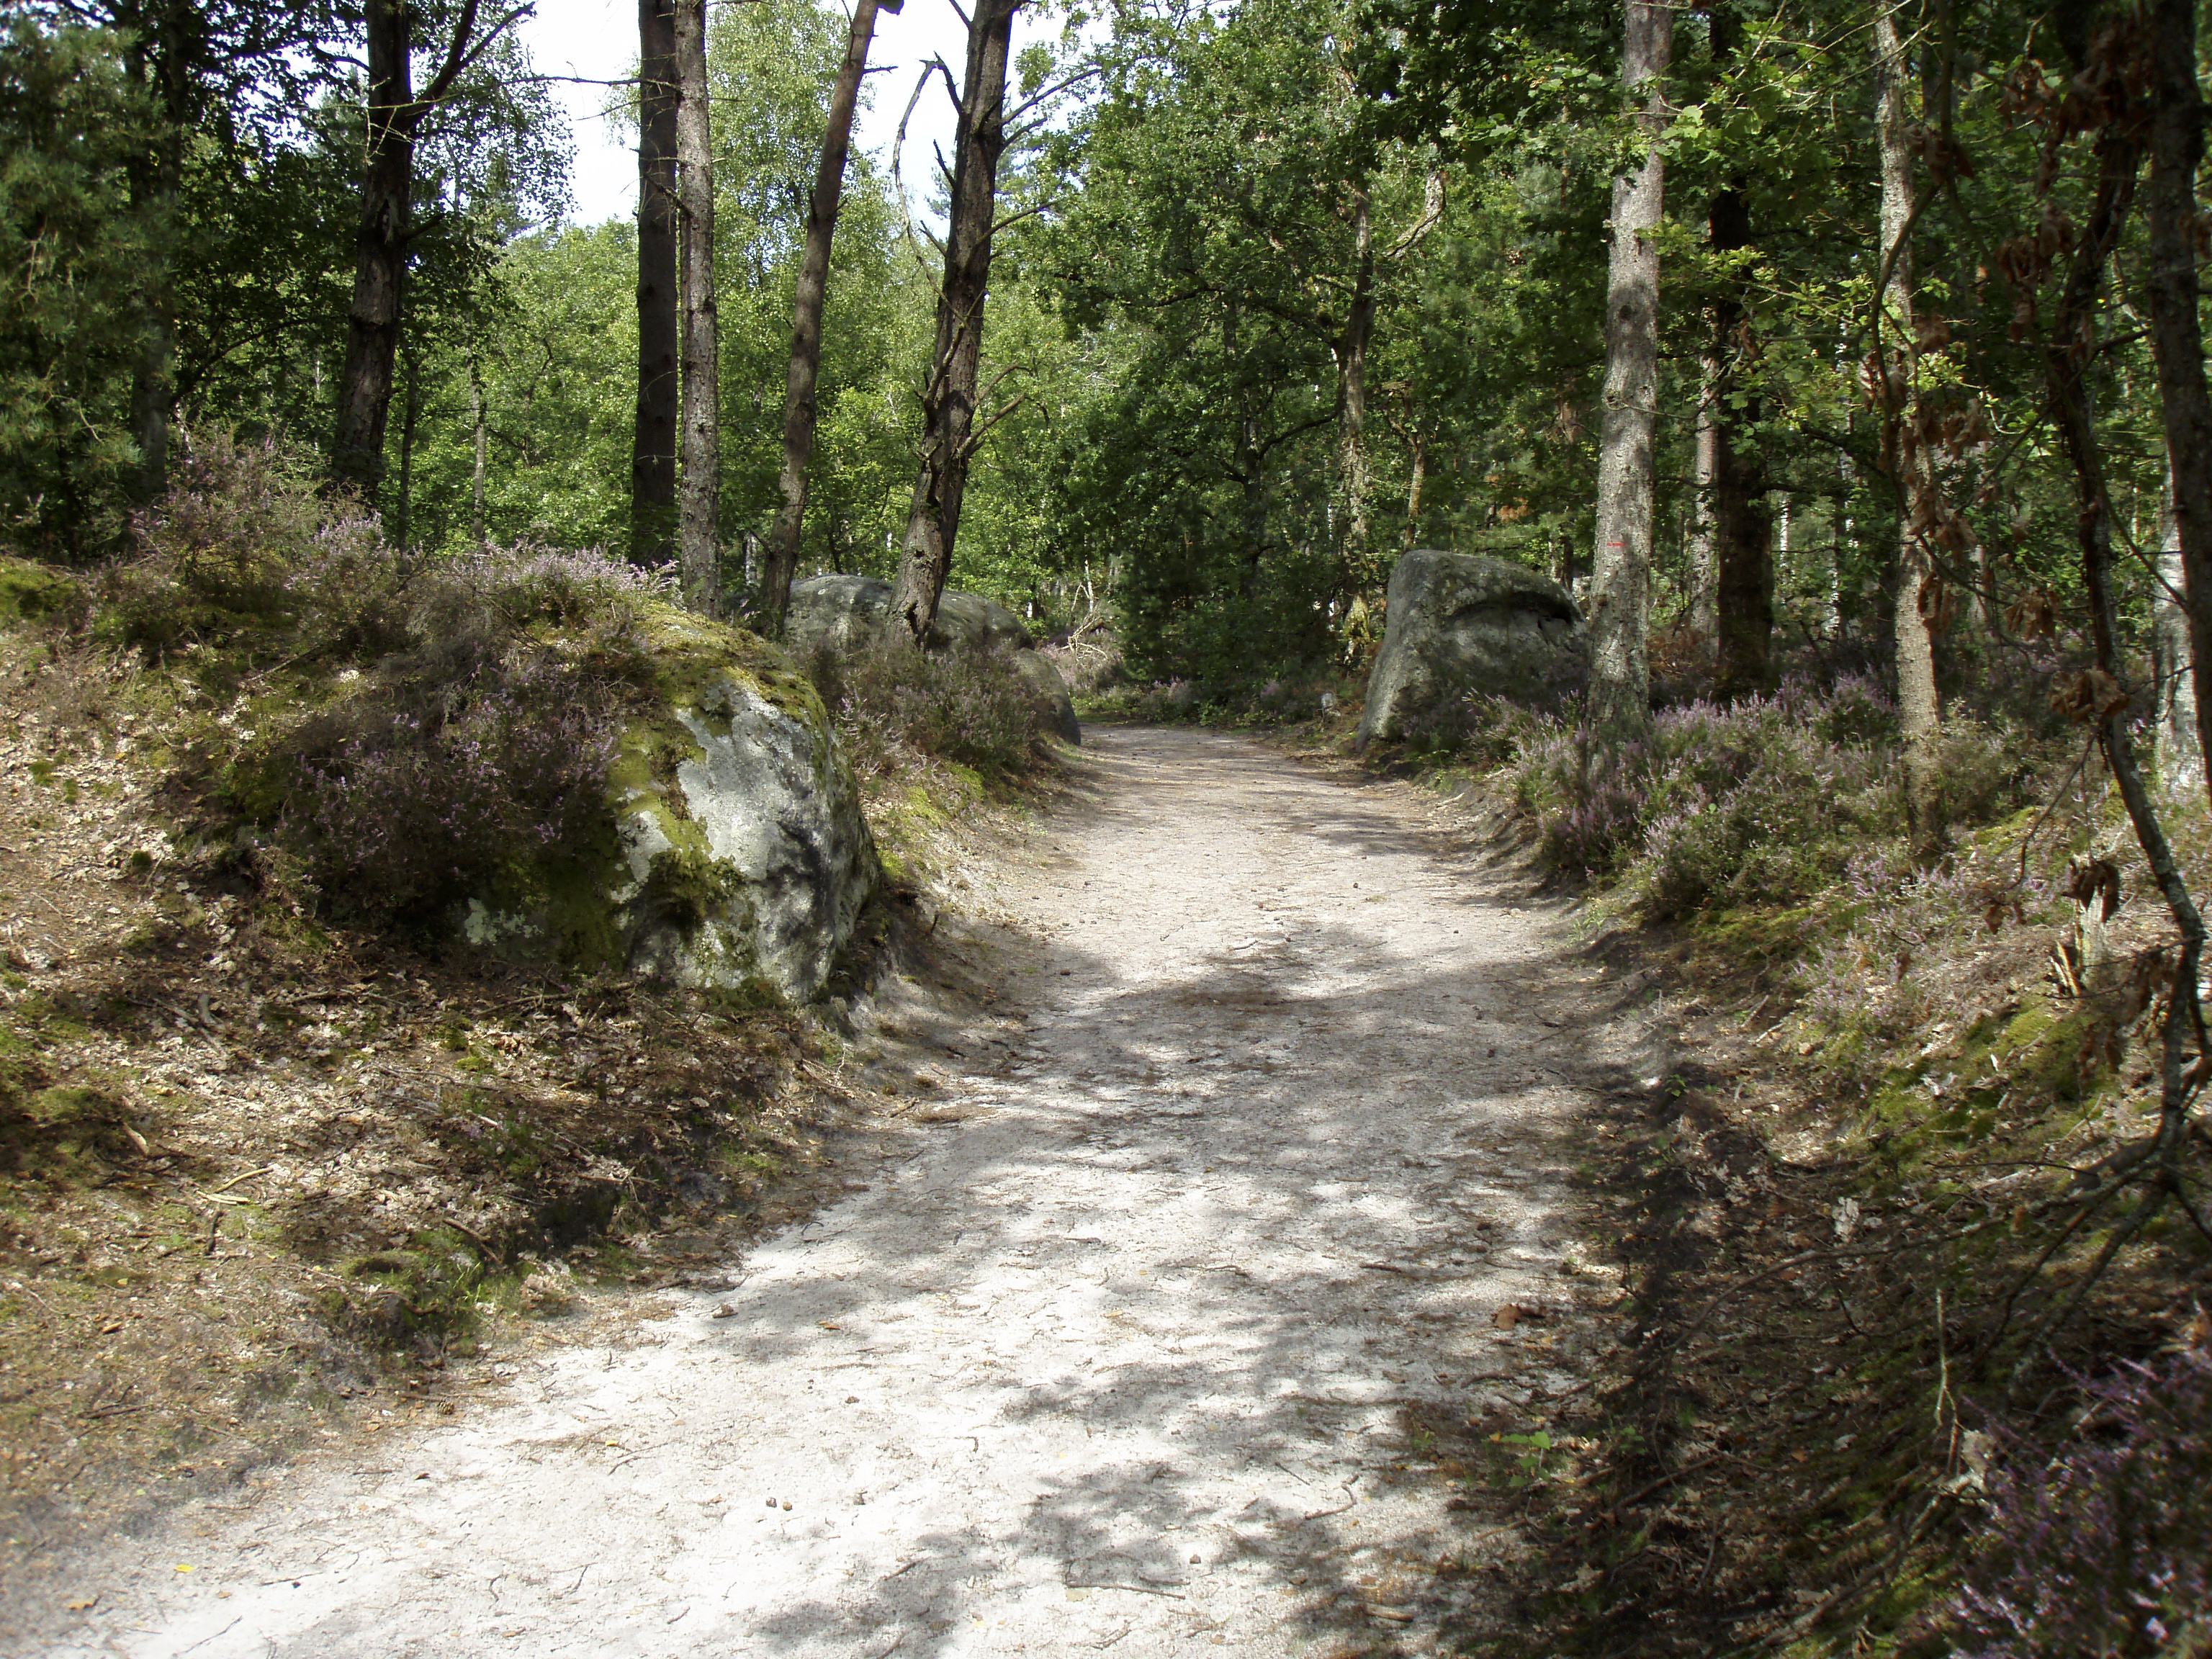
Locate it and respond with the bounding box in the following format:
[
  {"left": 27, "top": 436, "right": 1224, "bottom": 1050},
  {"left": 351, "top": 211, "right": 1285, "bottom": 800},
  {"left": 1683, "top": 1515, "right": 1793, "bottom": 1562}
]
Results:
[
  {"left": 786, "top": 574, "right": 1079, "bottom": 745},
  {"left": 460, "top": 606, "right": 878, "bottom": 1002},
  {"left": 1357, "top": 550, "right": 1584, "bottom": 746}
]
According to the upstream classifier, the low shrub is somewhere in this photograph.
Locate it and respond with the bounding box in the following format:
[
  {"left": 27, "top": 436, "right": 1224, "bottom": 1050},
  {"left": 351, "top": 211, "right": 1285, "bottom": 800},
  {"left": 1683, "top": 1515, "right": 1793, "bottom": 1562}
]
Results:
[
  {"left": 802, "top": 633, "right": 1056, "bottom": 780},
  {"left": 1948, "top": 1346, "right": 2212, "bottom": 1658},
  {"left": 1490, "top": 675, "right": 2041, "bottom": 920}
]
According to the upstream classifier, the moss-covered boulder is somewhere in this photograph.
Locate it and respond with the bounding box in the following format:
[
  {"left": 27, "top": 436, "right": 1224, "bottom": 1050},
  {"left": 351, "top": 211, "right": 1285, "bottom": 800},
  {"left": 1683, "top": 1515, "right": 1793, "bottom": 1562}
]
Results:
[{"left": 462, "top": 606, "right": 880, "bottom": 1002}]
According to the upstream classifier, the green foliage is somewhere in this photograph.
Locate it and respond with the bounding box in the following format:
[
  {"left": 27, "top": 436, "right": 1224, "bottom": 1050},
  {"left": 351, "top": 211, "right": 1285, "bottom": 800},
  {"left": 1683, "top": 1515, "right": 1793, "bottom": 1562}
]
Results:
[{"left": 0, "top": 19, "right": 158, "bottom": 558}]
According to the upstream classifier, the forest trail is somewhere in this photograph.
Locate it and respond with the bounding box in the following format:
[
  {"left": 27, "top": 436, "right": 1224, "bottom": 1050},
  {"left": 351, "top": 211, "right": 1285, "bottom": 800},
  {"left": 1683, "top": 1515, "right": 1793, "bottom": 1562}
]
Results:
[{"left": 35, "top": 725, "right": 1639, "bottom": 1659}]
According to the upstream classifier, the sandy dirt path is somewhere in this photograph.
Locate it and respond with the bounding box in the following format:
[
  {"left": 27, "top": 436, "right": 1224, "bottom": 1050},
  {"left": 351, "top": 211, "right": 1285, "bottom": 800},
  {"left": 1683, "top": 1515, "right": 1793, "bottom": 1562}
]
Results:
[{"left": 27, "top": 725, "right": 1632, "bottom": 1658}]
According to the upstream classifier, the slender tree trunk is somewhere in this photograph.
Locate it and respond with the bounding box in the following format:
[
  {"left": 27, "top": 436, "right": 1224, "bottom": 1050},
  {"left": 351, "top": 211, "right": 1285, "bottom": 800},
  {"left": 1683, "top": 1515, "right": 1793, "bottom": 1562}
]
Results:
[
  {"left": 675, "top": 0, "right": 719, "bottom": 613},
  {"left": 1587, "top": 0, "right": 1672, "bottom": 733},
  {"left": 1338, "top": 184, "right": 1375, "bottom": 572},
  {"left": 762, "top": 0, "right": 896, "bottom": 634},
  {"left": 331, "top": 0, "right": 415, "bottom": 501},
  {"left": 2140, "top": 0, "right": 2212, "bottom": 800},
  {"left": 2156, "top": 482, "right": 2201, "bottom": 793},
  {"left": 634, "top": 0, "right": 680, "bottom": 566},
  {"left": 1686, "top": 384, "right": 1718, "bottom": 655},
  {"left": 469, "top": 346, "right": 488, "bottom": 549},
  {"left": 1404, "top": 431, "right": 1426, "bottom": 551},
  {"left": 890, "top": 0, "right": 1022, "bottom": 647},
  {"left": 395, "top": 344, "right": 421, "bottom": 547},
  {"left": 1876, "top": 2, "right": 1945, "bottom": 850},
  {"left": 1707, "top": 16, "right": 1773, "bottom": 699},
  {"left": 121, "top": 2, "right": 188, "bottom": 502}
]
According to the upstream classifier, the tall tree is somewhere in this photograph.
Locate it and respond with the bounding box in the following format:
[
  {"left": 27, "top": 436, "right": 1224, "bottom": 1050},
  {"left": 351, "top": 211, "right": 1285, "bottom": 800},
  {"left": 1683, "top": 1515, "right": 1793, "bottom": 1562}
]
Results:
[
  {"left": 889, "top": 0, "right": 1023, "bottom": 647},
  {"left": 674, "top": 0, "right": 718, "bottom": 611},
  {"left": 1707, "top": 11, "right": 1773, "bottom": 699},
  {"left": 2139, "top": 0, "right": 2212, "bottom": 799},
  {"left": 760, "top": 0, "right": 898, "bottom": 634},
  {"left": 634, "top": 0, "right": 679, "bottom": 565},
  {"left": 1874, "top": 0, "right": 1944, "bottom": 850},
  {"left": 1586, "top": 0, "right": 1671, "bottom": 732},
  {"left": 331, "top": 0, "right": 524, "bottom": 502}
]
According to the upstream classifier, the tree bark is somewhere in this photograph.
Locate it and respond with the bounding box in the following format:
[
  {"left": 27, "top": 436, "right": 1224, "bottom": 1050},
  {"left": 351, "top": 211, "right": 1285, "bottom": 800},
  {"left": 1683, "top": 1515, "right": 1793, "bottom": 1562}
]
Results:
[
  {"left": 331, "top": 0, "right": 418, "bottom": 501},
  {"left": 762, "top": 0, "right": 896, "bottom": 634},
  {"left": 1686, "top": 383, "right": 1717, "bottom": 655},
  {"left": 889, "top": 0, "right": 1022, "bottom": 647},
  {"left": 1707, "top": 16, "right": 1772, "bottom": 701},
  {"left": 1876, "top": 2, "right": 1945, "bottom": 850},
  {"left": 675, "top": 0, "right": 719, "bottom": 613},
  {"left": 1586, "top": 0, "right": 1672, "bottom": 734},
  {"left": 1338, "top": 184, "right": 1375, "bottom": 573},
  {"left": 331, "top": 0, "right": 492, "bottom": 505},
  {"left": 469, "top": 345, "right": 488, "bottom": 549},
  {"left": 633, "top": 0, "right": 680, "bottom": 566},
  {"left": 119, "top": 0, "right": 189, "bottom": 503},
  {"left": 2155, "top": 482, "right": 2201, "bottom": 793},
  {"left": 2140, "top": 0, "right": 2212, "bottom": 801}
]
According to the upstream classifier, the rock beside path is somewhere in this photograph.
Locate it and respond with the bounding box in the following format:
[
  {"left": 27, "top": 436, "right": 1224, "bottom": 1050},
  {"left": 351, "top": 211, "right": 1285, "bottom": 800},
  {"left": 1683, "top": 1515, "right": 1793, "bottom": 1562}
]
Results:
[
  {"left": 463, "top": 606, "right": 880, "bottom": 1003},
  {"left": 1357, "top": 549, "right": 1583, "bottom": 746},
  {"left": 787, "top": 574, "right": 1081, "bottom": 744}
]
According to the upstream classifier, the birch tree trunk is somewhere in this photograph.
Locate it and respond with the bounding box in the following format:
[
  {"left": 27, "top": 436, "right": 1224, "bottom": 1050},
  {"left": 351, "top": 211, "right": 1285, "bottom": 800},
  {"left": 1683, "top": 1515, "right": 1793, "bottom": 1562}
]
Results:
[
  {"left": 1876, "top": 1, "right": 1946, "bottom": 850},
  {"left": 633, "top": 0, "right": 680, "bottom": 567},
  {"left": 1338, "top": 185, "right": 1375, "bottom": 572},
  {"left": 761, "top": 0, "right": 896, "bottom": 634},
  {"left": 2140, "top": 0, "right": 2212, "bottom": 800},
  {"left": 1686, "top": 385, "right": 1718, "bottom": 657},
  {"left": 675, "top": 0, "right": 719, "bottom": 614},
  {"left": 889, "top": 0, "right": 1021, "bottom": 647},
  {"left": 2155, "top": 485, "right": 2201, "bottom": 793},
  {"left": 1587, "top": 0, "right": 1672, "bottom": 734}
]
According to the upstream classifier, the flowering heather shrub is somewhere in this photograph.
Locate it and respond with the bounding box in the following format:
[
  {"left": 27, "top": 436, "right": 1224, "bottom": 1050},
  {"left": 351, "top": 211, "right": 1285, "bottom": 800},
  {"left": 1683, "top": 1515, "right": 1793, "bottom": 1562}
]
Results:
[
  {"left": 444, "top": 543, "right": 680, "bottom": 629},
  {"left": 804, "top": 635, "right": 1054, "bottom": 780},
  {"left": 1496, "top": 678, "right": 2030, "bottom": 919},
  {"left": 284, "top": 657, "right": 619, "bottom": 921},
  {"left": 1950, "top": 1347, "right": 2212, "bottom": 1658},
  {"left": 109, "top": 428, "right": 405, "bottom": 659}
]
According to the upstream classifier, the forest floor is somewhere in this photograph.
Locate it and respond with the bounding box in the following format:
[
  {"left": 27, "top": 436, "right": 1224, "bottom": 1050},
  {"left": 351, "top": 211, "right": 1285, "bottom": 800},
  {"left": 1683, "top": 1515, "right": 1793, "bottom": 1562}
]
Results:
[{"left": 11, "top": 721, "right": 1675, "bottom": 1659}]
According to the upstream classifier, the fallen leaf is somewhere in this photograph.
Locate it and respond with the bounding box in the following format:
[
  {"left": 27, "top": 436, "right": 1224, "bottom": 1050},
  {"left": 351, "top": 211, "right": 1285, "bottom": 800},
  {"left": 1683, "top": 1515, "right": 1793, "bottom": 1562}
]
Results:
[
  {"left": 711, "top": 1303, "right": 737, "bottom": 1318},
  {"left": 64, "top": 1595, "right": 98, "bottom": 1612},
  {"left": 1492, "top": 1305, "right": 1520, "bottom": 1331}
]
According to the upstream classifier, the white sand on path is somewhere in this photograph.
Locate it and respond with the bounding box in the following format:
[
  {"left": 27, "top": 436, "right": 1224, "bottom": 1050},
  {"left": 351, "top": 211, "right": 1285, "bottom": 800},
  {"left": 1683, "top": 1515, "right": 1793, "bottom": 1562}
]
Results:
[{"left": 28, "top": 724, "right": 1641, "bottom": 1658}]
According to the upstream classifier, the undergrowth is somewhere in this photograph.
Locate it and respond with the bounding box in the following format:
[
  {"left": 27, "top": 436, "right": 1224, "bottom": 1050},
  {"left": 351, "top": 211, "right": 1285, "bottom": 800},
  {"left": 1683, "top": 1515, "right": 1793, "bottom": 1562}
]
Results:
[{"left": 1367, "top": 658, "right": 2212, "bottom": 1658}]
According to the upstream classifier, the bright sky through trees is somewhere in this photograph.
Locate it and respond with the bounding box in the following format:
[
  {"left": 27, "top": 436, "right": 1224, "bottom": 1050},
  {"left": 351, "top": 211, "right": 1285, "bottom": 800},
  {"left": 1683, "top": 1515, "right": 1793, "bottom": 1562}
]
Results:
[{"left": 516, "top": 0, "right": 1030, "bottom": 227}]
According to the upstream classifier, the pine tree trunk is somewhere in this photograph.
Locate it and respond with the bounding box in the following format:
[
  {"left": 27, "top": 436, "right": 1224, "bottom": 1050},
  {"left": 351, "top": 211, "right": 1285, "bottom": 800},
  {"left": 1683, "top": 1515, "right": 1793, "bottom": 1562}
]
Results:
[
  {"left": 1876, "top": 2, "right": 1945, "bottom": 850},
  {"left": 1587, "top": 0, "right": 1672, "bottom": 734},
  {"left": 2141, "top": 0, "right": 2212, "bottom": 801},
  {"left": 331, "top": 0, "right": 415, "bottom": 502},
  {"left": 122, "top": 3, "right": 188, "bottom": 502},
  {"left": 634, "top": 0, "right": 680, "bottom": 567},
  {"left": 762, "top": 0, "right": 894, "bottom": 634},
  {"left": 675, "top": 0, "right": 719, "bottom": 614},
  {"left": 889, "top": 0, "right": 1020, "bottom": 647},
  {"left": 1707, "top": 17, "right": 1772, "bottom": 700}
]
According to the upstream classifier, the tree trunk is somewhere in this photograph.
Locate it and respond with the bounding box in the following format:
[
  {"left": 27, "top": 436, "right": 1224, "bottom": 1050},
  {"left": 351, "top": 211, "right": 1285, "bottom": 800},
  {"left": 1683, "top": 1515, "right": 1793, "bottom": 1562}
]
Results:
[
  {"left": 1876, "top": 2, "right": 1945, "bottom": 850},
  {"left": 2140, "top": 0, "right": 2212, "bottom": 801},
  {"left": 331, "top": 0, "right": 416, "bottom": 502},
  {"left": 1587, "top": 0, "right": 1672, "bottom": 734},
  {"left": 1404, "top": 430, "right": 1426, "bottom": 551},
  {"left": 395, "top": 343, "right": 421, "bottom": 547},
  {"left": 121, "top": 2, "right": 188, "bottom": 503},
  {"left": 889, "top": 0, "right": 1021, "bottom": 647},
  {"left": 675, "top": 0, "right": 719, "bottom": 614},
  {"left": 1338, "top": 184, "right": 1375, "bottom": 574},
  {"left": 1686, "top": 383, "right": 1717, "bottom": 655},
  {"left": 469, "top": 346, "right": 488, "bottom": 549},
  {"left": 2156, "top": 483, "right": 2201, "bottom": 793},
  {"left": 633, "top": 0, "right": 680, "bottom": 566},
  {"left": 1707, "top": 17, "right": 1772, "bottom": 700},
  {"left": 761, "top": 0, "right": 896, "bottom": 634}
]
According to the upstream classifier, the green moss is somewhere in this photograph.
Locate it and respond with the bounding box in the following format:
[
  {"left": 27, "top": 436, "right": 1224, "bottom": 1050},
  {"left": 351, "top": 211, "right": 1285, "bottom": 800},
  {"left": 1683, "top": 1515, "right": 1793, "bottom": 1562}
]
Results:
[
  {"left": 0, "top": 555, "right": 80, "bottom": 626},
  {"left": 1, "top": 1085, "right": 140, "bottom": 1183}
]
